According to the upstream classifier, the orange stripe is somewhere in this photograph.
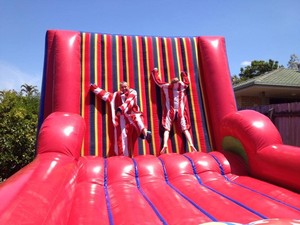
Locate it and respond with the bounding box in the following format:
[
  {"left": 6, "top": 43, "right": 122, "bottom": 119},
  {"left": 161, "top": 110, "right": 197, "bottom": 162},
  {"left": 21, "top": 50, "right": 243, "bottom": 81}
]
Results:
[
  {"left": 80, "top": 33, "right": 86, "bottom": 156},
  {"left": 81, "top": 33, "right": 210, "bottom": 156},
  {"left": 165, "top": 37, "right": 181, "bottom": 153},
  {"left": 155, "top": 37, "right": 164, "bottom": 77},
  {"left": 93, "top": 34, "right": 99, "bottom": 156},
  {"left": 103, "top": 34, "right": 110, "bottom": 156},
  {"left": 96, "top": 34, "right": 103, "bottom": 156},
  {"left": 135, "top": 36, "right": 146, "bottom": 154},
  {"left": 174, "top": 38, "right": 183, "bottom": 77},
  {"left": 82, "top": 32, "right": 92, "bottom": 156},
  {"left": 124, "top": 36, "right": 130, "bottom": 81},
  {"left": 144, "top": 36, "right": 157, "bottom": 155}
]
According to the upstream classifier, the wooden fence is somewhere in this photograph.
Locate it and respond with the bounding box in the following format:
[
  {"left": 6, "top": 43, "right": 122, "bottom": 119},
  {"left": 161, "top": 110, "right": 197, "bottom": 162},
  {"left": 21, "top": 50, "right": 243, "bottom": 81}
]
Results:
[{"left": 242, "top": 102, "right": 300, "bottom": 147}]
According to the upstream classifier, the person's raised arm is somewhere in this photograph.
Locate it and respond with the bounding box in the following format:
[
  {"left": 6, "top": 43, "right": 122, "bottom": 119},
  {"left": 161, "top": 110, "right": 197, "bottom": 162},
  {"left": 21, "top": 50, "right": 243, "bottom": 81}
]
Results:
[
  {"left": 151, "top": 68, "right": 167, "bottom": 87},
  {"left": 90, "top": 84, "right": 113, "bottom": 102},
  {"left": 180, "top": 71, "right": 190, "bottom": 86}
]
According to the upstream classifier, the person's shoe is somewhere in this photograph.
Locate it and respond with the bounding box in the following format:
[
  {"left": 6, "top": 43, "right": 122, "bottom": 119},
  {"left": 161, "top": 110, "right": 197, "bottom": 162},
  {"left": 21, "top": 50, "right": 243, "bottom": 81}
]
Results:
[
  {"left": 160, "top": 146, "right": 167, "bottom": 154},
  {"left": 145, "top": 131, "right": 152, "bottom": 143}
]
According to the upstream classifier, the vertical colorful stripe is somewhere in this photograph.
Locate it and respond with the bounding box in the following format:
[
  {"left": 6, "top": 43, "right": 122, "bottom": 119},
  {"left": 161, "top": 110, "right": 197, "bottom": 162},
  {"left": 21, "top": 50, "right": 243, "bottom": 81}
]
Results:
[{"left": 80, "top": 32, "right": 211, "bottom": 157}]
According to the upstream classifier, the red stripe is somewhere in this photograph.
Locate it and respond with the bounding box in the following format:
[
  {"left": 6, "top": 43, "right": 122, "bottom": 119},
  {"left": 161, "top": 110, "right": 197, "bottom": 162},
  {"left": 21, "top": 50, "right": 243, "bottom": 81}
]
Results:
[
  {"left": 137, "top": 36, "right": 149, "bottom": 155},
  {"left": 184, "top": 38, "right": 207, "bottom": 152},
  {"left": 106, "top": 35, "right": 113, "bottom": 91},
  {"left": 175, "top": 38, "right": 184, "bottom": 73},
  {"left": 79, "top": 34, "right": 210, "bottom": 156},
  {"left": 106, "top": 35, "right": 116, "bottom": 156},
  {"left": 165, "top": 38, "right": 175, "bottom": 78},
  {"left": 125, "top": 36, "right": 134, "bottom": 86},
  {"left": 156, "top": 37, "right": 166, "bottom": 79},
  {"left": 145, "top": 37, "right": 161, "bottom": 155},
  {"left": 118, "top": 35, "right": 124, "bottom": 80}
]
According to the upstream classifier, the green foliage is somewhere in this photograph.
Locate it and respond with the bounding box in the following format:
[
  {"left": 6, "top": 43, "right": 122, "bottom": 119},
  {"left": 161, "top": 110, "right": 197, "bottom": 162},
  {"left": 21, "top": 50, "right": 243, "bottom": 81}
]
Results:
[
  {"left": 232, "top": 59, "right": 283, "bottom": 85},
  {"left": 239, "top": 59, "right": 280, "bottom": 79},
  {"left": 0, "top": 88, "right": 40, "bottom": 181}
]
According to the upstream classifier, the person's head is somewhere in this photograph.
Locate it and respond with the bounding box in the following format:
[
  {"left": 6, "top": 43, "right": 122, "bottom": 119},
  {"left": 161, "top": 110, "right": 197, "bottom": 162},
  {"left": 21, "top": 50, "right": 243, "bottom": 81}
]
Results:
[
  {"left": 171, "top": 77, "right": 179, "bottom": 84},
  {"left": 119, "top": 81, "right": 129, "bottom": 94}
]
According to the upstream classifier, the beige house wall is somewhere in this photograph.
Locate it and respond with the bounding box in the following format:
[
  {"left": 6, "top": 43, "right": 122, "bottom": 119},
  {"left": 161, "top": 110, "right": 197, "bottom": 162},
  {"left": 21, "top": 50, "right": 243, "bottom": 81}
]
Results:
[{"left": 236, "top": 96, "right": 270, "bottom": 108}]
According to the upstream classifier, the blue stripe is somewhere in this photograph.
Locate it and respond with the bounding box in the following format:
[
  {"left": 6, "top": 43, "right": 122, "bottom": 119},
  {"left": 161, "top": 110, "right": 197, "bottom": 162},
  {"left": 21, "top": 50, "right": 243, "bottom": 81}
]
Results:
[
  {"left": 141, "top": 37, "right": 154, "bottom": 155},
  {"left": 210, "top": 153, "right": 300, "bottom": 213},
  {"left": 160, "top": 37, "right": 169, "bottom": 80},
  {"left": 158, "top": 158, "right": 218, "bottom": 221},
  {"left": 37, "top": 32, "right": 49, "bottom": 134},
  {"left": 209, "top": 154, "right": 226, "bottom": 176},
  {"left": 171, "top": 38, "right": 180, "bottom": 79},
  {"left": 104, "top": 159, "right": 114, "bottom": 224},
  {"left": 111, "top": 35, "right": 118, "bottom": 91},
  {"left": 132, "top": 158, "right": 168, "bottom": 224},
  {"left": 131, "top": 35, "right": 144, "bottom": 153},
  {"left": 89, "top": 33, "right": 96, "bottom": 155},
  {"left": 100, "top": 34, "right": 108, "bottom": 156},
  {"left": 183, "top": 154, "right": 268, "bottom": 219},
  {"left": 152, "top": 37, "right": 164, "bottom": 148},
  {"left": 180, "top": 37, "right": 197, "bottom": 151}
]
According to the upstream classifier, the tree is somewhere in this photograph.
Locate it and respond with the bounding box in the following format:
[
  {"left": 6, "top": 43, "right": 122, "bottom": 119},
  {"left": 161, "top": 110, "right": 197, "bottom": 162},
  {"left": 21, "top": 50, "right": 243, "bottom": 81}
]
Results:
[
  {"left": 0, "top": 87, "right": 40, "bottom": 181},
  {"left": 287, "top": 54, "right": 300, "bottom": 70},
  {"left": 21, "top": 84, "right": 38, "bottom": 96},
  {"left": 239, "top": 59, "right": 280, "bottom": 79}
]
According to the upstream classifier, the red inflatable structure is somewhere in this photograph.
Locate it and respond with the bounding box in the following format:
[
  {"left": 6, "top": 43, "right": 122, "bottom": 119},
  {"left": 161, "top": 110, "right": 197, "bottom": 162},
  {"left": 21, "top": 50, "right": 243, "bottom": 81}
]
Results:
[{"left": 0, "top": 30, "right": 300, "bottom": 224}]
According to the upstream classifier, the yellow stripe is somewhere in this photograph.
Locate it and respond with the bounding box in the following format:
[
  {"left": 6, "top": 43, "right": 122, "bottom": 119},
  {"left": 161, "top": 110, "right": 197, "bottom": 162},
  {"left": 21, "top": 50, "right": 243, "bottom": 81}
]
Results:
[
  {"left": 192, "top": 37, "right": 199, "bottom": 67},
  {"left": 124, "top": 36, "right": 129, "bottom": 82},
  {"left": 145, "top": 36, "right": 157, "bottom": 155},
  {"left": 80, "top": 33, "right": 86, "bottom": 156},
  {"left": 103, "top": 34, "right": 110, "bottom": 156},
  {"left": 182, "top": 37, "right": 201, "bottom": 152},
  {"left": 155, "top": 37, "right": 162, "bottom": 72},
  {"left": 174, "top": 38, "right": 182, "bottom": 79},
  {"left": 163, "top": 38, "right": 171, "bottom": 81},
  {"left": 135, "top": 36, "right": 146, "bottom": 154},
  {"left": 116, "top": 35, "right": 120, "bottom": 80},
  {"left": 94, "top": 34, "right": 99, "bottom": 156},
  {"left": 164, "top": 37, "right": 179, "bottom": 153}
]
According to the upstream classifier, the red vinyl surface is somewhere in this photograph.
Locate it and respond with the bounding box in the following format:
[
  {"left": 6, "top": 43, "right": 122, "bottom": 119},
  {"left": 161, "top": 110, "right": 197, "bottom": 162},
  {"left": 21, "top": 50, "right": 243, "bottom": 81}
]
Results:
[
  {"left": 1, "top": 112, "right": 300, "bottom": 224},
  {"left": 1, "top": 30, "right": 300, "bottom": 224}
]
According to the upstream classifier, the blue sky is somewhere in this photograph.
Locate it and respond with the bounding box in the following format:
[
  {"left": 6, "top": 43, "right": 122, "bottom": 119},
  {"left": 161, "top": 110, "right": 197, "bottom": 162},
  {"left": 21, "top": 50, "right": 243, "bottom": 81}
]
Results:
[{"left": 0, "top": 0, "right": 299, "bottom": 91}]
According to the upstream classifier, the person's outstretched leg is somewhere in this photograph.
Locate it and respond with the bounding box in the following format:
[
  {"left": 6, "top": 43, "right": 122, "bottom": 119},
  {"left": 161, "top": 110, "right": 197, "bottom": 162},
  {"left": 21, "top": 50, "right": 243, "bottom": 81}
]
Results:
[
  {"left": 183, "top": 130, "right": 198, "bottom": 152},
  {"left": 160, "top": 130, "right": 170, "bottom": 154}
]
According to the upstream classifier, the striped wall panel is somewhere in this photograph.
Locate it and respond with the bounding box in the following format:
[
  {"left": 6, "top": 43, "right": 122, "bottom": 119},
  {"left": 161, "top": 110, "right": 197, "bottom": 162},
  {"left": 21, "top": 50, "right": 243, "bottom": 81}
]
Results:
[{"left": 80, "top": 33, "right": 211, "bottom": 157}]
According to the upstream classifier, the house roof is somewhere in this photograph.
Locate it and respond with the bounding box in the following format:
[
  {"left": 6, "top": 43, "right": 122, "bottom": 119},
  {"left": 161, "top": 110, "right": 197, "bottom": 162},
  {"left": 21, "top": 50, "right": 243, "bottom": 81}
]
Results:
[{"left": 233, "top": 68, "right": 300, "bottom": 98}]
